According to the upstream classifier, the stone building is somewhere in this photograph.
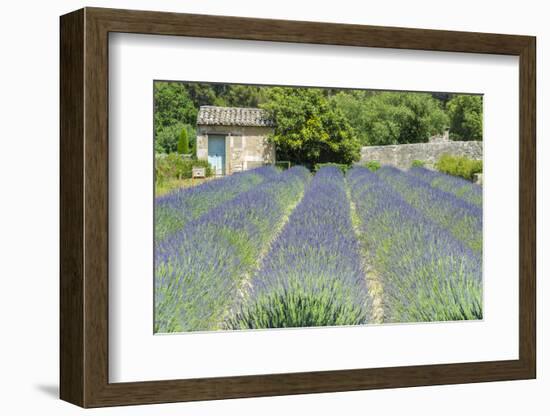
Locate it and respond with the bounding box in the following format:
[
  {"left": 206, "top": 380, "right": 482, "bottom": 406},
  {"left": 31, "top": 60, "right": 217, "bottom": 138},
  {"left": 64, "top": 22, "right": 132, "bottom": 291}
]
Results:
[{"left": 196, "top": 106, "right": 276, "bottom": 175}]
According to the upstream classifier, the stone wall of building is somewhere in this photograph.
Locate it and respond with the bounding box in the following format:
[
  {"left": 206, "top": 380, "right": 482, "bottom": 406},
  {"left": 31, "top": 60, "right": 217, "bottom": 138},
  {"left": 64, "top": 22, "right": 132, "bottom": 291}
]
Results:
[
  {"left": 359, "top": 141, "right": 483, "bottom": 169},
  {"left": 196, "top": 125, "right": 275, "bottom": 174}
]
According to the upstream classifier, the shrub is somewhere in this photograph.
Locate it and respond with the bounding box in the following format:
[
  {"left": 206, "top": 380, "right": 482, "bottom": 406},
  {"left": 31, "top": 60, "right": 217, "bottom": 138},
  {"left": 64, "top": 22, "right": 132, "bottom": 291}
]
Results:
[
  {"left": 156, "top": 123, "right": 196, "bottom": 154},
  {"left": 314, "top": 162, "right": 350, "bottom": 174},
  {"left": 274, "top": 161, "right": 292, "bottom": 171},
  {"left": 436, "top": 154, "right": 482, "bottom": 181},
  {"left": 447, "top": 95, "right": 483, "bottom": 141},
  {"left": 156, "top": 123, "right": 185, "bottom": 154},
  {"left": 411, "top": 159, "right": 426, "bottom": 168},
  {"left": 155, "top": 154, "right": 213, "bottom": 183},
  {"left": 177, "top": 128, "right": 190, "bottom": 154},
  {"left": 364, "top": 160, "right": 381, "bottom": 172}
]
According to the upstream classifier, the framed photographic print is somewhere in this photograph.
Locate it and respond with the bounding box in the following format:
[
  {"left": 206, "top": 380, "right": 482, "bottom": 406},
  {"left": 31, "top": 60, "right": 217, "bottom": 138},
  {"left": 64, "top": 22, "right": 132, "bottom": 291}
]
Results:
[{"left": 60, "top": 7, "right": 536, "bottom": 408}]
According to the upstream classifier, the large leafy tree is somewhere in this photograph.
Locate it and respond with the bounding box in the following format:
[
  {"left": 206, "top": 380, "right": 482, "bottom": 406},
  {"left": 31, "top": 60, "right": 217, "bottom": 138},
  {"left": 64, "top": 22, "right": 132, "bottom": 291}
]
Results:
[
  {"left": 446, "top": 95, "right": 483, "bottom": 141},
  {"left": 154, "top": 82, "right": 197, "bottom": 133},
  {"left": 224, "top": 85, "right": 265, "bottom": 107},
  {"left": 185, "top": 83, "right": 222, "bottom": 108},
  {"left": 332, "top": 91, "right": 449, "bottom": 146},
  {"left": 154, "top": 82, "right": 198, "bottom": 153},
  {"left": 261, "top": 87, "right": 360, "bottom": 166},
  {"left": 186, "top": 83, "right": 266, "bottom": 108}
]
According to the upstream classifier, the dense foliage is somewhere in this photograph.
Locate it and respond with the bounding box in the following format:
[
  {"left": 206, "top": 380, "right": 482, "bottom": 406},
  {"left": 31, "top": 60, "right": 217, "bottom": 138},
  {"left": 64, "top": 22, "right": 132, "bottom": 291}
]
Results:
[
  {"left": 260, "top": 87, "right": 360, "bottom": 167},
  {"left": 436, "top": 154, "right": 483, "bottom": 181},
  {"left": 154, "top": 82, "right": 197, "bottom": 134},
  {"left": 154, "top": 81, "right": 483, "bottom": 163},
  {"left": 446, "top": 95, "right": 483, "bottom": 141},
  {"left": 332, "top": 91, "right": 449, "bottom": 146},
  {"left": 155, "top": 154, "right": 212, "bottom": 186},
  {"left": 155, "top": 122, "right": 196, "bottom": 154}
]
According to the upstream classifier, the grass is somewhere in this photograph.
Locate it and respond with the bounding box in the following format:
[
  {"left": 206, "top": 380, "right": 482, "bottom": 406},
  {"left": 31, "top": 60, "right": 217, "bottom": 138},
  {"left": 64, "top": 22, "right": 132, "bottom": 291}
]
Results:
[{"left": 155, "top": 177, "right": 218, "bottom": 197}]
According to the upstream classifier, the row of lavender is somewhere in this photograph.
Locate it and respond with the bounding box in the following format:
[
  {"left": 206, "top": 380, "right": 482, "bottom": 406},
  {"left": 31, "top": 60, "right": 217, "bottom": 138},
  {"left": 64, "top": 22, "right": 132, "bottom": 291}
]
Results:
[
  {"left": 377, "top": 166, "right": 483, "bottom": 253},
  {"left": 155, "top": 166, "right": 279, "bottom": 242},
  {"left": 349, "top": 167, "right": 482, "bottom": 322},
  {"left": 227, "top": 167, "right": 370, "bottom": 329},
  {"left": 408, "top": 166, "right": 483, "bottom": 207},
  {"left": 155, "top": 166, "right": 310, "bottom": 332},
  {"left": 155, "top": 163, "right": 482, "bottom": 332}
]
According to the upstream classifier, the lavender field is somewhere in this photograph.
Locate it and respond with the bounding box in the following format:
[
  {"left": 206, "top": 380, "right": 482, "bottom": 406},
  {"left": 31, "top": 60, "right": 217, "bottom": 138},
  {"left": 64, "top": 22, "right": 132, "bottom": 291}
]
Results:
[{"left": 154, "top": 166, "right": 482, "bottom": 333}]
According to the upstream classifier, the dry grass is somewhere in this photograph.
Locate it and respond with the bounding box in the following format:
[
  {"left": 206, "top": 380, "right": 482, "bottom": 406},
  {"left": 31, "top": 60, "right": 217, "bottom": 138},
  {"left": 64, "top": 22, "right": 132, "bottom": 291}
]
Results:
[{"left": 155, "top": 177, "right": 219, "bottom": 197}]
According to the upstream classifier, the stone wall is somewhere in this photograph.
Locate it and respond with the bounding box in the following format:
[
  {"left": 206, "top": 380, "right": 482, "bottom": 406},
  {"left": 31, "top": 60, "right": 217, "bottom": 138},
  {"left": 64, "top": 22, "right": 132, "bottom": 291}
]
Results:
[{"left": 359, "top": 141, "right": 482, "bottom": 169}]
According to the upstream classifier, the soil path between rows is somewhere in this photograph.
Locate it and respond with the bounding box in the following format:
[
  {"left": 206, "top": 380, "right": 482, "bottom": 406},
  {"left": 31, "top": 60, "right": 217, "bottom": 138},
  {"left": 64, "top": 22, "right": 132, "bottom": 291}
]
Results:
[
  {"left": 219, "top": 185, "right": 308, "bottom": 329},
  {"left": 346, "top": 182, "right": 385, "bottom": 324}
]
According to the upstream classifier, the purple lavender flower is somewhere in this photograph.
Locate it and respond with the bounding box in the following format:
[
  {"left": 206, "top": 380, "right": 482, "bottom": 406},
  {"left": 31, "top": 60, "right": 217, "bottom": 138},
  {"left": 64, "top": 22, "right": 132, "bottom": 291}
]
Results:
[
  {"left": 408, "top": 166, "right": 482, "bottom": 207},
  {"left": 348, "top": 167, "right": 482, "bottom": 322},
  {"left": 228, "top": 166, "right": 370, "bottom": 329},
  {"left": 155, "top": 166, "right": 310, "bottom": 332},
  {"left": 155, "top": 166, "right": 278, "bottom": 242},
  {"left": 377, "top": 166, "right": 482, "bottom": 253}
]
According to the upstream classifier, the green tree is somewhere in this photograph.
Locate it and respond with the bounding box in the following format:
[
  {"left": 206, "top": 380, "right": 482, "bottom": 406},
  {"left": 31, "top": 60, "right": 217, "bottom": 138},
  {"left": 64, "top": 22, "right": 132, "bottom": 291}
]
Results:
[
  {"left": 261, "top": 87, "right": 360, "bottom": 166},
  {"left": 447, "top": 95, "right": 483, "bottom": 141},
  {"left": 154, "top": 82, "right": 197, "bottom": 133},
  {"left": 224, "top": 85, "right": 265, "bottom": 107},
  {"left": 181, "top": 124, "right": 197, "bottom": 156},
  {"left": 182, "top": 83, "right": 267, "bottom": 108},
  {"left": 332, "top": 91, "right": 449, "bottom": 146},
  {"left": 185, "top": 83, "right": 221, "bottom": 108},
  {"left": 154, "top": 82, "right": 198, "bottom": 154},
  {"left": 155, "top": 122, "right": 186, "bottom": 154},
  {"left": 177, "top": 128, "right": 190, "bottom": 154}
]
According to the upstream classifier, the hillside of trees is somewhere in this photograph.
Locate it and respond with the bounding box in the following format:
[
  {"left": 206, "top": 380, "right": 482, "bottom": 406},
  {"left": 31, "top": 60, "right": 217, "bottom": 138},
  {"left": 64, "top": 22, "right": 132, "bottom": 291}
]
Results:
[{"left": 154, "top": 81, "right": 483, "bottom": 166}]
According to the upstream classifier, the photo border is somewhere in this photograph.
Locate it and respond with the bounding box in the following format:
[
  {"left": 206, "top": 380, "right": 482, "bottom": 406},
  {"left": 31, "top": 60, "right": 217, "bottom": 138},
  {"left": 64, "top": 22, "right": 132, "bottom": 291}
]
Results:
[{"left": 60, "top": 7, "right": 536, "bottom": 407}]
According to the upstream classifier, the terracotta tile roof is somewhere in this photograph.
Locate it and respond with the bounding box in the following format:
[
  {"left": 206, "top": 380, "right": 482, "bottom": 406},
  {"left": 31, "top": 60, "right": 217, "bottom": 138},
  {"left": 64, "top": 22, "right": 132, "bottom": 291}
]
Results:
[{"left": 197, "top": 106, "right": 275, "bottom": 127}]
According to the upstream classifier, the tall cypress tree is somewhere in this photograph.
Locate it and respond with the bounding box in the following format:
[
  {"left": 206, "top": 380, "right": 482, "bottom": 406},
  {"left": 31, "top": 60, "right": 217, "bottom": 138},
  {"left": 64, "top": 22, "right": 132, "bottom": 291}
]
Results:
[{"left": 177, "top": 128, "right": 190, "bottom": 154}]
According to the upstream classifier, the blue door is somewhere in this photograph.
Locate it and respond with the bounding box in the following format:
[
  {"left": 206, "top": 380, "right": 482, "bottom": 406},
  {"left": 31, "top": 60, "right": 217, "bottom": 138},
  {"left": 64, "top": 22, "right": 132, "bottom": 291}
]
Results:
[{"left": 208, "top": 135, "right": 226, "bottom": 175}]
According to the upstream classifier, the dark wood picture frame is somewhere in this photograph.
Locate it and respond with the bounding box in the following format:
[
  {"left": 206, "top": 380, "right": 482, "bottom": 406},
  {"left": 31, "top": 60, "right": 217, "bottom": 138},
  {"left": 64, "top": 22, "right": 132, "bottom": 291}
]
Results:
[{"left": 60, "top": 7, "right": 536, "bottom": 408}]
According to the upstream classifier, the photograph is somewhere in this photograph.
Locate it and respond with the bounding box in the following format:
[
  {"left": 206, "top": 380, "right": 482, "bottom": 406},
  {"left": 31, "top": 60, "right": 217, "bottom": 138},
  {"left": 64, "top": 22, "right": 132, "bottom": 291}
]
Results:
[
  {"left": 153, "top": 81, "right": 483, "bottom": 333},
  {"left": 49, "top": 4, "right": 538, "bottom": 409}
]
